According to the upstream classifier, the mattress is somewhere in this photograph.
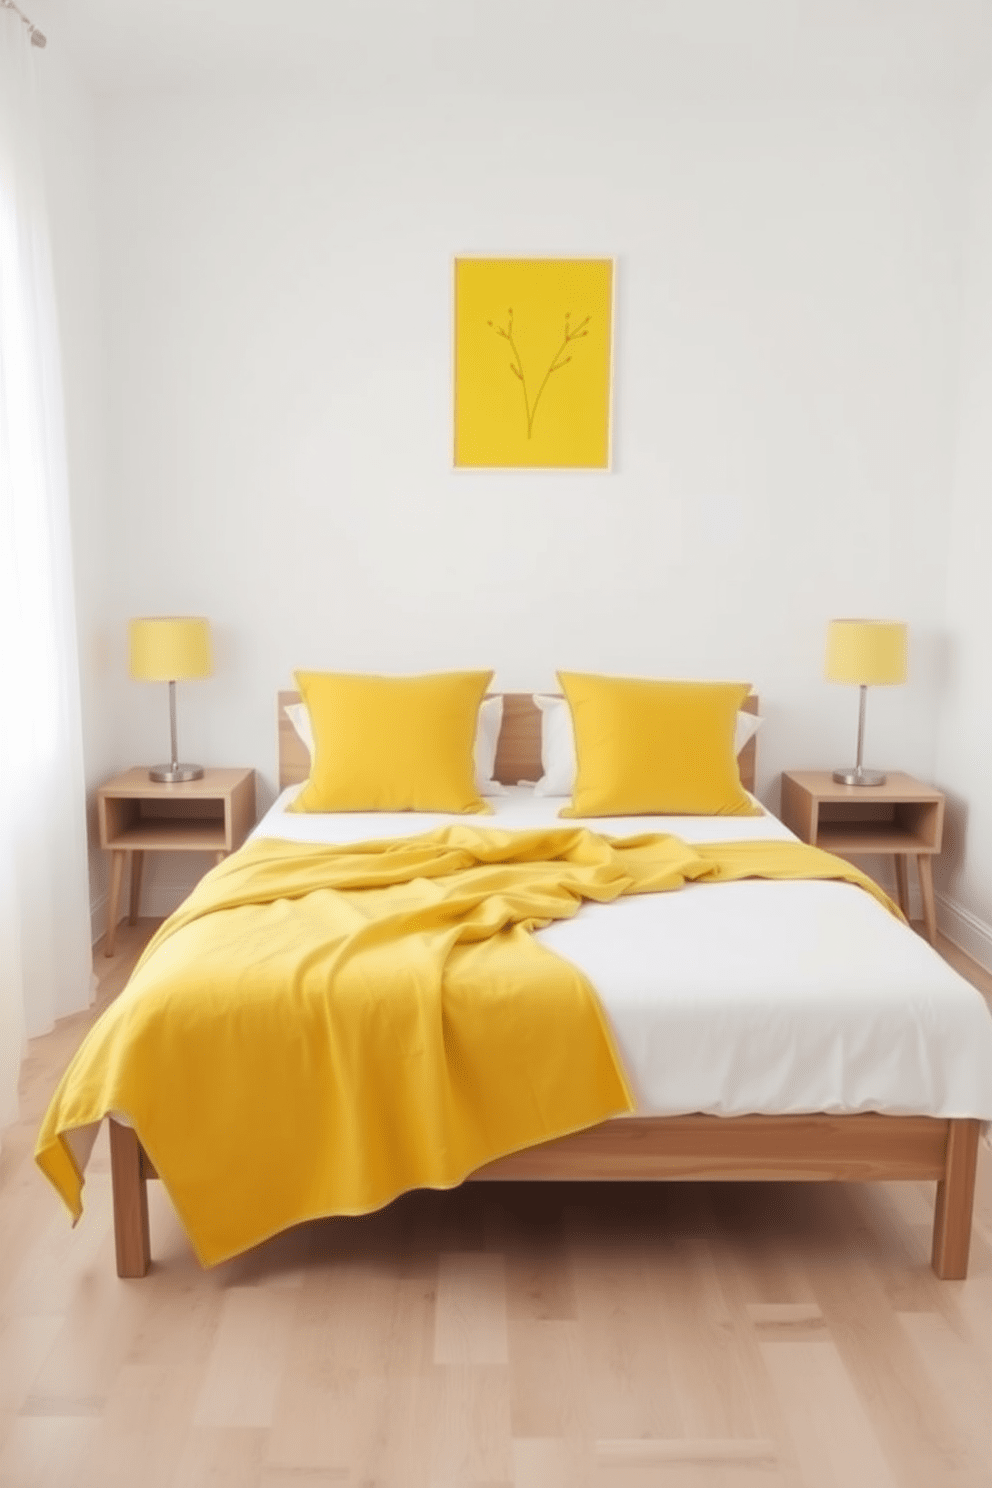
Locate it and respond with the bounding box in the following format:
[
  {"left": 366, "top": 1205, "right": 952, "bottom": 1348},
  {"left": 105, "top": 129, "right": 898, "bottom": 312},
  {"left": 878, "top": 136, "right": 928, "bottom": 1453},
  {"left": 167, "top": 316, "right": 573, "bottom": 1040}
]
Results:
[{"left": 250, "top": 786, "right": 992, "bottom": 1123}]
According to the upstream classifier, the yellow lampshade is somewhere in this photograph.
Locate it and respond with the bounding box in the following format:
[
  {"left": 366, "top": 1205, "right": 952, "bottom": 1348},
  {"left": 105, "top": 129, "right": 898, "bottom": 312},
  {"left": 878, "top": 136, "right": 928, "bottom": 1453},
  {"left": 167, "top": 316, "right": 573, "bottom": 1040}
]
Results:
[
  {"left": 825, "top": 619, "right": 907, "bottom": 687},
  {"left": 129, "top": 617, "right": 212, "bottom": 682}
]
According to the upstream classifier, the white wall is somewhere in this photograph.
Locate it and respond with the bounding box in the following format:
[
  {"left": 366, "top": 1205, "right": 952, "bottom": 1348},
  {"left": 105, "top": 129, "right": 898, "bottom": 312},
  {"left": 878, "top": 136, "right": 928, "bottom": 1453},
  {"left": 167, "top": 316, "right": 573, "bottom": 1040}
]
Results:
[{"left": 934, "top": 89, "right": 992, "bottom": 971}]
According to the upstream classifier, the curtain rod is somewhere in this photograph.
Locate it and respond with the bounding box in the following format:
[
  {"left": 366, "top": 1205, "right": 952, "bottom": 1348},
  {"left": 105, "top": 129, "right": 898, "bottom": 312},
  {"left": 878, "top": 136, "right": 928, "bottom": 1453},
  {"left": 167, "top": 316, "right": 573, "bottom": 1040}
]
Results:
[{"left": 0, "top": 0, "right": 47, "bottom": 47}]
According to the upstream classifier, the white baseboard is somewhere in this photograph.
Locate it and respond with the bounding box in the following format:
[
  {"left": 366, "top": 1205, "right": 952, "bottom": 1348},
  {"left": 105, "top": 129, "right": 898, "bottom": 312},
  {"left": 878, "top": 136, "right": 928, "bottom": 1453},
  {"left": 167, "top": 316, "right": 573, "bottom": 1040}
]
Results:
[{"left": 936, "top": 893, "right": 992, "bottom": 975}]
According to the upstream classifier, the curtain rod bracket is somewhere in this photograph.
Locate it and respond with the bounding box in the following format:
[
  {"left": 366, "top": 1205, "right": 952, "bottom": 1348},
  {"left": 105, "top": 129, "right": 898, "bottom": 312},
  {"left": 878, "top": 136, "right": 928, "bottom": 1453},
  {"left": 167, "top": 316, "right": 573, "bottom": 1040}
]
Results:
[{"left": 0, "top": 0, "right": 46, "bottom": 48}]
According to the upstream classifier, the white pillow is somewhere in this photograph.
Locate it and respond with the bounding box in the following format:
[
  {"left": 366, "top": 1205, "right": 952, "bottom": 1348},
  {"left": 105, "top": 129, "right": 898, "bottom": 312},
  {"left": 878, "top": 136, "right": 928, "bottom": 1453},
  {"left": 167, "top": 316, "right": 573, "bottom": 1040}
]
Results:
[
  {"left": 285, "top": 695, "right": 507, "bottom": 796},
  {"left": 531, "top": 694, "right": 762, "bottom": 796},
  {"left": 474, "top": 695, "right": 505, "bottom": 795}
]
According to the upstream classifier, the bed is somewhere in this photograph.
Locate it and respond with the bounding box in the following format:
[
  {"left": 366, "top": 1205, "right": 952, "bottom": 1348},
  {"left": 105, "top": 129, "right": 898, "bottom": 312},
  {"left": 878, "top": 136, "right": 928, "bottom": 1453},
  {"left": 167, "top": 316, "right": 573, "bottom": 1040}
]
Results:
[{"left": 64, "top": 687, "right": 990, "bottom": 1283}]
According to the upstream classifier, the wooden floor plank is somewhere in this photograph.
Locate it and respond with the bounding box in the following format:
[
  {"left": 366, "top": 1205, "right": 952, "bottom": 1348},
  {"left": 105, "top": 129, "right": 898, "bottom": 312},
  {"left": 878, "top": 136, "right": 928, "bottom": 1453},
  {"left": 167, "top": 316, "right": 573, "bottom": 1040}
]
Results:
[
  {"left": 434, "top": 1251, "right": 509, "bottom": 1364},
  {"left": 266, "top": 1320, "right": 366, "bottom": 1474},
  {"left": 0, "top": 1414, "right": 99, "bottom": 1488},
  {"left": 428, "top": 1362, "right": 514, "bottom": 1485},
  {"left": 761, "top": 1339, "right": 901, "bottom": 1488},
  {"left": 169, "top": 1426, "right": 267, "bottom": 1488},
  {"left": 0, "top": 1315, "right": 63, "bottom": 1417},
  {"left": 656, "top": 1232, "right": 767, "bottom": 1441},
  {"left": 502, "top": 1200, "right": 578, "bottom": 1322},
  {"left": 73, "top": 1361, "right": 198, "bottom": 1488},
  {"left": 194, "top": 1288, "right": 298, "bottom": 1429},
  {"left": 259, "top": 1470, "right": 349, "bottom": 1488},
  {"left": 569, "top": 1219, "right": 685, "bottom": 1441},
  {"left": 805, "top": 1189, "right": 989, "bottom": 1488},
  {"left": 513, "top": 1436, "right": 592, "bottom": 1488},
  {"left": 896, "top": 1310, "right": 992, "bottom": 1475},
  {"left": 508, "top": 1318, "right": 588, "bottom": 1439},
  {"left": 23, "top": 1243, "right": 151, "bottom": 1416}
]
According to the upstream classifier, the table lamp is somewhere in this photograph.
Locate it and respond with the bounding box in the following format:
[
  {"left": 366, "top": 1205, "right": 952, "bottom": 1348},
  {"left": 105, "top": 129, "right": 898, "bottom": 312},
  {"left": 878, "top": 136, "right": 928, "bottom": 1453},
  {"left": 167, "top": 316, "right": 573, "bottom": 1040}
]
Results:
[
  {"left": 129, "top": 616, "right": 212, "bottom": 782},
  {"left": 825, "top": 618, "right": 907, "bottom": 787}
]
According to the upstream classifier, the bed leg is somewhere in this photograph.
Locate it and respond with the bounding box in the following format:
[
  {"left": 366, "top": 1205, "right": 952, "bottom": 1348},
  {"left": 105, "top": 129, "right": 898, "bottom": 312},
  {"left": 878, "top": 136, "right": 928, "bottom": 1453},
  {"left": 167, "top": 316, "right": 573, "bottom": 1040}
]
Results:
[
  {"left": 931, "top": 1118, "right": 979, "bottom": 1280},
  {"left": 109, "top": 1119, "right": 151, "bottom": 1278}
]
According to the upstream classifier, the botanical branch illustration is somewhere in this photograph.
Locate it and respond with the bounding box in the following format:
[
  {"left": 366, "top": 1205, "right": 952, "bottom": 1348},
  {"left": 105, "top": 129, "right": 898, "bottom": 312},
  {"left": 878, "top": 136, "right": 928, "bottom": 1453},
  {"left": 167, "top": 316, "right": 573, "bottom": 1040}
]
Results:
[{"left": 487, "top": 308, "right": 591, "bottom": 438}]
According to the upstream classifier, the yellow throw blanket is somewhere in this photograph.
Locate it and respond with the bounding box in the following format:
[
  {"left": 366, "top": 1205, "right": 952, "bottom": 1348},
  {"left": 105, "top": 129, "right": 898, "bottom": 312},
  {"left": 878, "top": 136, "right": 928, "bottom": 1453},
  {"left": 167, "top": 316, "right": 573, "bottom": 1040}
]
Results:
[{"left": 35, "top": 827, "right": 900, "bottom": 1266}]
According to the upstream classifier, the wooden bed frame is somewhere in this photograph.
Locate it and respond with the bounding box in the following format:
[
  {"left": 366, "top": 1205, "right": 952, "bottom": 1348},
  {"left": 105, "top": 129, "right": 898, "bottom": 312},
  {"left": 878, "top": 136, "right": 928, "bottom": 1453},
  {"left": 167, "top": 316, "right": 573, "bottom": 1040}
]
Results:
[{"left": 108, "top": 691, "right": 980, "bottom": 1280}]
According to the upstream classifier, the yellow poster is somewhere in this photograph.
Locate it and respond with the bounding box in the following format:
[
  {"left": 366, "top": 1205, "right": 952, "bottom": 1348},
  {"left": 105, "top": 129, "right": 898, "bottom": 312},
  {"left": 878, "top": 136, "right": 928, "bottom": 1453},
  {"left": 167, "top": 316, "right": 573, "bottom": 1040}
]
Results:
[{"left": 454, "top": 257, "right": 613, "bottom": 468}]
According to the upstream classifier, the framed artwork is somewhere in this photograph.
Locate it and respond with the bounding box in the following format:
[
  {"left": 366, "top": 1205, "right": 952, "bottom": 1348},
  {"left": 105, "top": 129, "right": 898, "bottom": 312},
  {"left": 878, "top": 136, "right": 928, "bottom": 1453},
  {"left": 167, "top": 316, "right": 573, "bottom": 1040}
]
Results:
[{"left": 453, "top": 257, "right": 614, "bottom": 469}]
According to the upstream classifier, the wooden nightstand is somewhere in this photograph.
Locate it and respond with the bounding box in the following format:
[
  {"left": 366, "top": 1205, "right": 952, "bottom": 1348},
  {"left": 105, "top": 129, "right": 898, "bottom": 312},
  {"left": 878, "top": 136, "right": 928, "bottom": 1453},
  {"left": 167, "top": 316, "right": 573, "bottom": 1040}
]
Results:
[
  {"left": 97, "top": 767, "right": 256, "bottom": 956},
  {"left": 780, "top": 770, "right": 944, "bottom": 945}
]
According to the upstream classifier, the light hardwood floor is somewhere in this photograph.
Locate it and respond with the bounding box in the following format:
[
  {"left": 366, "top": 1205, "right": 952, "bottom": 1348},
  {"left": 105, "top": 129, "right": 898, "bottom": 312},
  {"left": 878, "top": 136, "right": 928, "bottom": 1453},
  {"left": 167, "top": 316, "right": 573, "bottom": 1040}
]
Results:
[{"left": 1, "top": 920, "right": 990, "bottom": 1488}]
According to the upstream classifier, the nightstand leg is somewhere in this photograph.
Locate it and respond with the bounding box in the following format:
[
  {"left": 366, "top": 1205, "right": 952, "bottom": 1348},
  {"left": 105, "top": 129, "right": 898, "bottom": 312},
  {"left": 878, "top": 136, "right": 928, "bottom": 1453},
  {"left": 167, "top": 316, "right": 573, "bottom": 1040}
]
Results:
[
  {"left": 893, "top": 856, "right": 910, "bottom": 919},
  {"left": 214, "top": 850, "right": 226, "bottom": 866},
  {"left": 105, "top": 850, "right": 125, "bottom": 957},
  {"left": 128, "top": 851, "right": 144, "bottom": 925},
  {"left": 918, "top": 856, "right": 937, "bottom": 945}
]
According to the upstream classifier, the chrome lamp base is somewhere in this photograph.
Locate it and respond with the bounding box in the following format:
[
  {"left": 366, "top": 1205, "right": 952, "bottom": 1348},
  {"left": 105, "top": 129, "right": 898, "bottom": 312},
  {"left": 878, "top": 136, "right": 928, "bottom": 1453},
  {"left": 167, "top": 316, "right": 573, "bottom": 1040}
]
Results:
[
  {"left": 832, "top": 765, "right": 886, "bottom": 788},
  {"left": 149, "top": 762, "right": 204, "bottom": 784}
]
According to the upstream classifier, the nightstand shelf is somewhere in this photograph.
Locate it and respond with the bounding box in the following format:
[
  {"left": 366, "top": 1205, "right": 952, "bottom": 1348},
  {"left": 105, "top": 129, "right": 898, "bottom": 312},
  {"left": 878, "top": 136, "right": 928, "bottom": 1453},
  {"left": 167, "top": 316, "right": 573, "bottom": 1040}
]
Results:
[
  {"left": 102, "top": 819, "right": 231, "bottom": 852},
  {"left": 97, "top": 767, "right": 255, "bottom": 956},
  {"left": 813, "top": 823, "right": 938, "bottom": 855},
  {"left": 780, "top": 770, "right": 944, "bottom": 944}
]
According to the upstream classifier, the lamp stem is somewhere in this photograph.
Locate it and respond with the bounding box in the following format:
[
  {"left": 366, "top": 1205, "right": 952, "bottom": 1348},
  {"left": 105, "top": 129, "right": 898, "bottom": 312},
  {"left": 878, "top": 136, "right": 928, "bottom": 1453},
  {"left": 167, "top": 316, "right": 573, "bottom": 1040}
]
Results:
[
  {"left": 855, "top": 683, "right": 867, "bottom": 773},
  {"left": 168, "top": 679, "right": 179, "bottom": 770},
  {"left": 149, "top": 677, "right": 203, "bottom": 783},
  {"left": 832, "top": 683, "right": 885, "bottom": 786}
]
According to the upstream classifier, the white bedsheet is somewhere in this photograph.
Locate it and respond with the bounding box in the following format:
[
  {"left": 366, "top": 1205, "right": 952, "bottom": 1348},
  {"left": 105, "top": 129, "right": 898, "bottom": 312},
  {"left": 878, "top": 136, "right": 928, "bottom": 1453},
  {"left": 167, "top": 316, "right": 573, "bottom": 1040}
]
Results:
[{"left": 250, "top": 787, "right": 992, "bottom": 1121}]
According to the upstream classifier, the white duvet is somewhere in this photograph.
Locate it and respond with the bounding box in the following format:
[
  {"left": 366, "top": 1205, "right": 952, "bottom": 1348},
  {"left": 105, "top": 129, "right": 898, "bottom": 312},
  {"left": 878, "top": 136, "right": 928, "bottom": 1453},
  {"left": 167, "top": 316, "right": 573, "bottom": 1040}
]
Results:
[{"left": 251, "top": 788, "right": 992, "bottom": 1122}]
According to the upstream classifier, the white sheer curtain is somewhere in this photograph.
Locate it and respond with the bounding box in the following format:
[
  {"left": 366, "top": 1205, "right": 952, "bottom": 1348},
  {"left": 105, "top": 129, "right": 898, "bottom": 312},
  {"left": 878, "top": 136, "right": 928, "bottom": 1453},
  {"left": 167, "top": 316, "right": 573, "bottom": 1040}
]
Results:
[{"left": 0, "top": 9, "right": 94, "bottom": 1140}]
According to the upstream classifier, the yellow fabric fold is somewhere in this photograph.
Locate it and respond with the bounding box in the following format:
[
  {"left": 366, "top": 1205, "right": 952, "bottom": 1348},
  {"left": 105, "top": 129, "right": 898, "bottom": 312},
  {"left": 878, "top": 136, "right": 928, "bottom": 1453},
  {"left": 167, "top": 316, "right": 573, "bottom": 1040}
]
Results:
[{"left": 35, "top": 827, "right": 901, "bottom": 1266}]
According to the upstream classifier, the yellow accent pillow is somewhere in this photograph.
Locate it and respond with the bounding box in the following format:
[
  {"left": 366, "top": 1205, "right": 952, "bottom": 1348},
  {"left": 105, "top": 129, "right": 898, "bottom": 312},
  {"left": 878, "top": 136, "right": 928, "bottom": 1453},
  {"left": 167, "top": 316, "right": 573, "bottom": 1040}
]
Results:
[
  {"left": 557, "top": 672, "right": 760, "bottom": 817},
  {"left": 290, "top": 670, "right": 494, "bottom": 814}
]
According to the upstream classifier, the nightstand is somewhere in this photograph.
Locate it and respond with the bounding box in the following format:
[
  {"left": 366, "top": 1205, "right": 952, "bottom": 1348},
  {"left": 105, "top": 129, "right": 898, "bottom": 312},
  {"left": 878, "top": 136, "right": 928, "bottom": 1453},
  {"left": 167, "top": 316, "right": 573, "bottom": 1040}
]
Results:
[
  {"left": 97, "top": 767, "right": 256, "bottom": 956},
  {"left": 780, "top": 770, "right": 944, "bottom": 944}
]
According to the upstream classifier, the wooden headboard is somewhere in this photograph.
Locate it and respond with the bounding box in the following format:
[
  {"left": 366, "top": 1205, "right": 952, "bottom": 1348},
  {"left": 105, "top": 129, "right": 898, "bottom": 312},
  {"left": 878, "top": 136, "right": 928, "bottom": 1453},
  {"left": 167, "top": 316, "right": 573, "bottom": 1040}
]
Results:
[{"left": 277, "top": 691, "right": 759, "bottom": 796}]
